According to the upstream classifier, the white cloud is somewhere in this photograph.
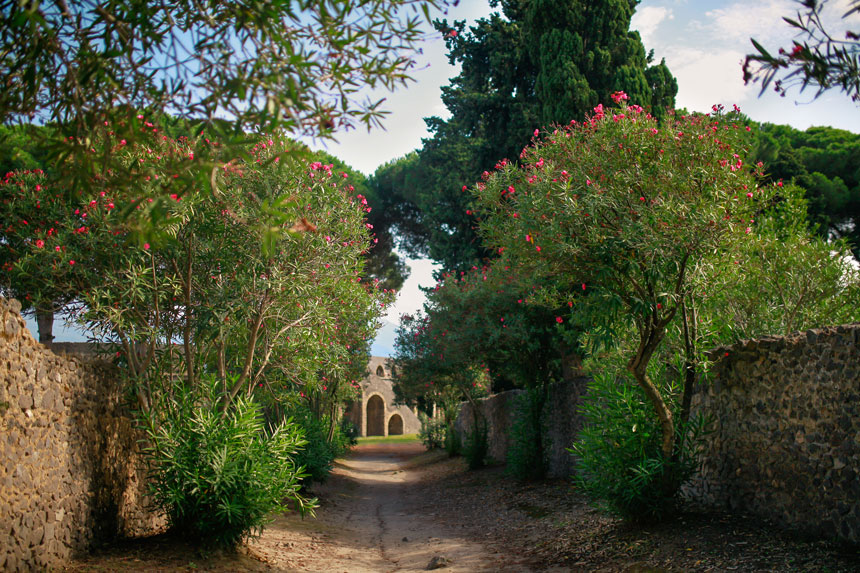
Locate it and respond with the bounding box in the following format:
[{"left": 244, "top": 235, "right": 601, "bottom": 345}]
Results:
[
  {"left": 704, "top": 0, "right": 857, "bottom": 47},
  {"left": 705, "top": 0, "right": 793, "bottom": 44},
  {"left": 665, "top": 46, "right": 751, "bottom": 112},
  {"left": 383, "top": 256, "right": 440, "bottom": 323},
  {"left": 632, "top": 6, "right": 674, "bottom": 46}
]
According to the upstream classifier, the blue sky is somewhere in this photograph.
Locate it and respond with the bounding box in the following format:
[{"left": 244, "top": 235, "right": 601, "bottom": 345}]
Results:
[{"left": 28, "top": 0, "right": 860, "bottom": 353}]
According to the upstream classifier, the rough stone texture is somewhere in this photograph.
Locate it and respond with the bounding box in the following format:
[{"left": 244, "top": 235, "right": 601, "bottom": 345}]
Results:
[
  {"left": 0, "top": 298, "right": 164, "bottom": 572},
  {"left": 454, "top": 376, "right": 588, "bottom": 475},
  {"left": 344, "top": 356, "right": 421, "bottom": 437},
  {"left": 455, "top": 389, "right": 523, "bottom": 465},
  {"left": 686, "top": 324, "right": 860, "bottom": 544},
  {"left": 543, "top": 377, "right": 589, "bottom": 478}
]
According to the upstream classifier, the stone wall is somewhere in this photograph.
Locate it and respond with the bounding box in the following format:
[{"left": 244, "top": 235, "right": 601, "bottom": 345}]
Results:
[
  {"left": 455, "top": 389, "right": 522, "bottom": 465},
  {"left": 0, "top": 298, "right": 164, "bottom": 571},
  {"left": 454, "top": 376, "right": 588, "bottom": 476},
  {"left": 455, "top": 325, "right": 859, "bottom": 543},
  {"left": 687, "top": 324, "right": 860, "bottom": 543}
]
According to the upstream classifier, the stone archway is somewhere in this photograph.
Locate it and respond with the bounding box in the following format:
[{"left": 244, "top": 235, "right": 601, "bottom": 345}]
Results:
[
  {"left": 366, "top": 395, "right": 385, "bottom": 436},
  {"left": 388, "top": 413, "right": 404, "bottom": 436}
]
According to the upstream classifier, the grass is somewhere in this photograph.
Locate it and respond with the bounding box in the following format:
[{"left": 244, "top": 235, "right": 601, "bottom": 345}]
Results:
[{"left": 356, "top": 433, "right": 420, "bottom": 445}]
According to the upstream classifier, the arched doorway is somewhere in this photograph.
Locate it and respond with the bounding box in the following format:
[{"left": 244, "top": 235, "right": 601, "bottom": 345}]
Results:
[
  {"left": 366, "top": 395, "right": 385, "bottom": 436},
  {"left": 388, "top": 413, "right": 404, "bottom": 436}
]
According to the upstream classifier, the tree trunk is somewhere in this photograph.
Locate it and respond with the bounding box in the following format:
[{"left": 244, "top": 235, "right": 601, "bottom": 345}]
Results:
[
  {"left": 627, "top": 325, "right": 675, "bottom": 460},
  {"left": 35, "top": 307, "right": 54, "bottom": 348}
]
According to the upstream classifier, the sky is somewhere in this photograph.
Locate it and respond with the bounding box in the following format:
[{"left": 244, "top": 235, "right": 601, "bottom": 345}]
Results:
[{"left": 28, "top": 0, "right": 860, "bottom": 354}]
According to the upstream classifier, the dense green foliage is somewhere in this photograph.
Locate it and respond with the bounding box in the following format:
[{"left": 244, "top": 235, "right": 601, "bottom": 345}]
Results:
[
  {"left": 1, "top": 118, "right": 390, "bottom": 544},
  {"left": 145, "top": 377, "right": 312, "bottom": 549},
  {"left": 1, "top": 1, "right": 445, "bottom": 136},
  {"left": 753, "top": 122, "right": 860, "bottom": 256},
  {"left": 506, "top": 387, "right": 548, "bottom": 481},
  {"left": 467, "top": 96, "right": 860, "bottom": 515},
  {"left": 0, "top": 1, "right": 446, "bottom": 249},
  {"left": 284, "top": 404, "right": 355, "bottom": 485},
  {"left": 571, "top": 360, "right": 706, "bottom": 521},
  {"left": 370, "top": 0, "right": 677, "bottom": 272},
  {"left": 418, "top": 412, "right": 448, "bottom": 450}
]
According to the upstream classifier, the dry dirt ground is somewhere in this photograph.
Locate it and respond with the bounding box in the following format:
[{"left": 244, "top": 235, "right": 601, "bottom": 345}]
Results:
[{"left": 64, "top": 441, "right": 860, "bottom": 572}]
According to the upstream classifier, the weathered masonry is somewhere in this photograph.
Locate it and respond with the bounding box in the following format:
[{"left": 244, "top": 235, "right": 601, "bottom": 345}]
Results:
[
  {"left": 344, "top": 356, "right": 421, "bottom": 437},
  {"left": 0, "top": 298, "right": 163, "bottom": 572}
]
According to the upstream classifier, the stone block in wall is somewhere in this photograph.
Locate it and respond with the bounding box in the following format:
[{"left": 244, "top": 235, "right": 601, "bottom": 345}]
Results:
[{"left": 453, "top": 376, "right": 589, "bottom": 477}]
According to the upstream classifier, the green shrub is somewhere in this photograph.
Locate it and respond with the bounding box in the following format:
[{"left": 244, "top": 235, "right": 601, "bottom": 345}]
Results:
[
  {"left": 506, "top": 387, "right": 548, "bottom": 481},
  {"left": 419, "top": 412, "right": 447, "bottom": 450},
  {"left": 144, "top": 379, "right": 313, "bottom": 549},
  {"left": 445, "top": 424, "right": 462, "bottom": 456},
  {"left": 340, "top": 417, "right": 360, "bottom": 446},
  {"left": 569, "top": 366, "right": 706, "bottom": 522},
  {"left": 288, "top": 406, "right": 353, "bottom": 485},
  {"left": 463, "top": 418, "right": 489, "bottom": 470}
]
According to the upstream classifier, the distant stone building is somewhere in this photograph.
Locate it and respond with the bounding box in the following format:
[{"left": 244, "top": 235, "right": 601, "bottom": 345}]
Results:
[{"left": 344, "top": 356, "right": 421, "bottom": 437}]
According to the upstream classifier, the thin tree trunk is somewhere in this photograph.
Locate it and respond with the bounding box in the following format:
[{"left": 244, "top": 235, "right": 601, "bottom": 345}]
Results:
[
  {"left": 627, "top": 324, "right": 675, "bottom": 460},
  {"left": 679, "top": 298, "right": 698, "bottom": 427}
]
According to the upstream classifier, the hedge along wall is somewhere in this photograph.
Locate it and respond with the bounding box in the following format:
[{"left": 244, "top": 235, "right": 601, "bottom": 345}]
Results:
[
  {"left": 687, "top": 324, "right": 860, "bottom": 543},
  {"left": 0, "top": 297, "right": 164, "bottom": 572}
]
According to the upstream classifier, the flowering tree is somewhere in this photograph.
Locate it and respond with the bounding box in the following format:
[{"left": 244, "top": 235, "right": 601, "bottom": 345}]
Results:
[
  {"left": 66, "top": 127, "right": 388, "bottom": 413},
  {"left": 392, "top": 312, "right": 490, "bottom": 412},
  {"left": 0, "top": 168, "right": 90, "bottom": 345},
  {"left": 473, "top": 97, "right": 777, "bottom": 463},
  {"left": 0, "top": 1, "right": 449, "bottom": 252}
]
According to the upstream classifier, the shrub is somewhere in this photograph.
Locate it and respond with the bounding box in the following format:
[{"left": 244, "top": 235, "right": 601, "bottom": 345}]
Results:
[
  {"left": 506, "top": 387, "right": 548, "bottom": 481},
  {"left": 144, "top": 379, "right": 313, "bottom": 549},
  {"left": 340, "top": 417, "right": 360, "bottom": 446},
  {"left": 419, "top": 412, "right": 447, "bottom": 450},
  {"left": 569, "top": 365, "right": 706, "bottom": 522},
  {"left": 445, "top": 423, "right": 462, "bottom": 456},
  {"left": 463, "top": 417, "right": 489, "bottom": 470},
  {"left": 288, "top": 405, "right": 353, "bottom": 485}
]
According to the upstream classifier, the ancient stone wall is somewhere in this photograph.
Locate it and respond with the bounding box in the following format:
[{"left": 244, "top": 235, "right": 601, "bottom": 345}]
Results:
[
  {"left": 0, "top": 298, "right": 164, "bottom": 572},
  {"left": 687, "top": 324, "right": 860, "bottom": 543},
  {"left": 457, "top": 325, "right": 859, "bottom": 543},
  {"left": 454, "top": 376, "right": 588, "bottom": 476},
  {"left": 455, "top": 390, "right": 522, "bottom": 465}
]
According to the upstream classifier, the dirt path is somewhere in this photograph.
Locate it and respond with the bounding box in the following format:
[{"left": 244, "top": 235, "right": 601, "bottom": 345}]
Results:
[
  {"left": 64, "top": 440, "right": 860, "bottom": 572},
  {"left": 251, "top": 442, "right": 516, "bottom": 572}
]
